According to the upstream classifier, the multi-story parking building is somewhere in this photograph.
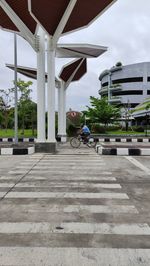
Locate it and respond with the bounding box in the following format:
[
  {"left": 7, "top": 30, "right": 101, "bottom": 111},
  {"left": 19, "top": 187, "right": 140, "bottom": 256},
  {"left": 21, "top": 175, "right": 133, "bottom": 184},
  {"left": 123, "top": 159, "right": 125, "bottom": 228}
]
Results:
[{"left": 99, "top": 62, "right": 150, "bottom": 108}]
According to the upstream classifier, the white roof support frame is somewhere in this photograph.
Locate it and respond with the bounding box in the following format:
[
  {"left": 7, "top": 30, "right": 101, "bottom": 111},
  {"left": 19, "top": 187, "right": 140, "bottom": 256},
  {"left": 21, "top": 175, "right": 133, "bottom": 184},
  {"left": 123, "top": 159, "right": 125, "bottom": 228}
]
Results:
[
  {"left": 28, "top": 0, "right": 78, "bottom": 143},
  {"left": 0, "top": 0, "right": 37, "bottom": 51},
  {"left": 58, "top": 58, "right": 86, "bottom": 141},
  {"left": 26, "top": 0, "right": 117, "bottom": 145}
]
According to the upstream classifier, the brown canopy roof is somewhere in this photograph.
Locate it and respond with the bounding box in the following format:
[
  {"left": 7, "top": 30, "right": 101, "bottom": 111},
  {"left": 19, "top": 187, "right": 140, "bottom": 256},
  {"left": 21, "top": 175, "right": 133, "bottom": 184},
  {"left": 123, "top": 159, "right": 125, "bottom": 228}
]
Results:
[
  {"left": 59, "top": 58, "right": 87, "bottom": 83},
  {"left": 0, "top": 0, "right": 116, "bottom": 43},
  {"left": 29, "top": 0, "right": 117, "bottom": 36},
  {"left": 0, "top": 7, "right": 18, "bottom": 32},
  {"left": 6, "top": 64, "right": 60, "bottom": 87},
  {"left": 0, "top": 0, "right": 37, "bottom": 34},
  {"left": 6, "top": 64, "right": 41, "bottom": 79},
  {"left": 6, "top": 60, "right": 86, "bottom": 86}
]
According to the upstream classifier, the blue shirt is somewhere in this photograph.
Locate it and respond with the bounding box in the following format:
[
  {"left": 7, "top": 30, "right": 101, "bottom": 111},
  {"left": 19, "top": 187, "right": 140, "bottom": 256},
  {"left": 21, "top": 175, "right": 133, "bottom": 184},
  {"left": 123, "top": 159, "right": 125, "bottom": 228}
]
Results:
[{"left": 82, "top": 125, "right": 90, "bottom": 134}]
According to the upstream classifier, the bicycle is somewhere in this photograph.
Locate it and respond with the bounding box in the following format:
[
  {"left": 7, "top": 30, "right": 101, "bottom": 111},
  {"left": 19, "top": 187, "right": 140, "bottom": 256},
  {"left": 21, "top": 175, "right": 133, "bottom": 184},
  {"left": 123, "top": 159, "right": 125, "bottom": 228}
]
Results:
[{"left": 70, "top": 134, "right": 97, "bottom": 148}]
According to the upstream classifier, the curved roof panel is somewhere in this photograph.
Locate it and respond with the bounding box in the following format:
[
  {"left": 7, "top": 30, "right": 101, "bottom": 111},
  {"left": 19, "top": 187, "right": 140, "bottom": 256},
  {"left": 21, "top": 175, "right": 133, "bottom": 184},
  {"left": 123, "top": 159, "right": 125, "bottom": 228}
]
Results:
[
  {"left": 64, "top": 0, "right": 117, "bottom": 34},
  {"left": 29, "top": 0, "right": 117, "bottom": 36},
  {"left": 59, "top": 58, "right": 87, "bottom": 82},
  {"left": 73, "top": 59, "right": 87, "bottom": 82}
]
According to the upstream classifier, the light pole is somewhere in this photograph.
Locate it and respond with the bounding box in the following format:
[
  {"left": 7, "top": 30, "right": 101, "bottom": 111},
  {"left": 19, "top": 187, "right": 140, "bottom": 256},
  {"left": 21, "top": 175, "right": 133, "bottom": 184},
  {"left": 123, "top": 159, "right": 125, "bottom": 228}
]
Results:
[
  {"left": 14, "top": 33, "right": 18, "bottom": 144},
  {"left": 145, "top": 104, "right": 150, "bottom": 136}
]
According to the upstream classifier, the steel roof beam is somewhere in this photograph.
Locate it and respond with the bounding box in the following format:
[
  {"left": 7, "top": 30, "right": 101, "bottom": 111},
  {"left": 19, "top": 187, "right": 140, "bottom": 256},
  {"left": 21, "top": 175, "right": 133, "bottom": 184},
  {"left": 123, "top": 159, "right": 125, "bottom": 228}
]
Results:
[{"left": 53, "top": 0, "right": 77, "bottom": 44}]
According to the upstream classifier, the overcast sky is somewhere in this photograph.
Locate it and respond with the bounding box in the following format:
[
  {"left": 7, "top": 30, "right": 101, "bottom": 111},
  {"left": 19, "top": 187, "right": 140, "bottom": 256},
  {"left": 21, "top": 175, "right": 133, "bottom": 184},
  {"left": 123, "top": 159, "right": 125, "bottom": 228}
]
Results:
[{"left": 0, "top": 0, "right": 150, "bottom": 111}]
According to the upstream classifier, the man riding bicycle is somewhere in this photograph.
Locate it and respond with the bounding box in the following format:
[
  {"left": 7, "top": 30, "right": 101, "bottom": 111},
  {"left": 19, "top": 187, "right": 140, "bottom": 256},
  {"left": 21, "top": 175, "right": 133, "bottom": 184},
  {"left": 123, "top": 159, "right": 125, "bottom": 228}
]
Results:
[
  {"left": 70, "top": 124, "right": 96, "bottom": 148},
  {"left": 80, "top": 124, "right": 90, "bottom": 144}
]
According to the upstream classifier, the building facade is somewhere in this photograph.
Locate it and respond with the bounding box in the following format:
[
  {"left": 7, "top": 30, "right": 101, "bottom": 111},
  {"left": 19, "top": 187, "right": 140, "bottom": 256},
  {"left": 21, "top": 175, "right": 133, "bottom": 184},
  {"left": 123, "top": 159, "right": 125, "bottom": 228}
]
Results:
[{"left": 99, "top": 62, "right": 150, "bottom": 108}]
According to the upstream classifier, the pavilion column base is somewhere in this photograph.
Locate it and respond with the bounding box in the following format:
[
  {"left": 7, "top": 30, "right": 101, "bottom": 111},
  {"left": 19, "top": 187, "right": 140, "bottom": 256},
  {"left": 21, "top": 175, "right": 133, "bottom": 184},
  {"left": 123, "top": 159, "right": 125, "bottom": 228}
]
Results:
[
  {"left": 35, "top": 142, "right": 56, "bottom": 153},
  {"left": 57, "top": 135, "right": 67, "bottom": 142}
]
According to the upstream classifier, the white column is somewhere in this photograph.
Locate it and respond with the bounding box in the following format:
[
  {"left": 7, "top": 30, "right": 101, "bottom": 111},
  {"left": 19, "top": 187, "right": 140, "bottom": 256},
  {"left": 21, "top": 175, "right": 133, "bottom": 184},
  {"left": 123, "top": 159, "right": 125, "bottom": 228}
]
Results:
[
  {"left": 58, "top": 84, "right": 64, "bottom": 136},
  {"left": 62, "top": 84, "right": 67, "bottom": 142},
  {"left": 14, "top": 33, "right": 18, "bottom": 144},
  {"left": 57, "top": 81, "right": 67, "bottom": 142},
  {"left": 47, "top": 37, "right": 56, "bottom": 143},
  {"left": 37, "top": 28, "right": 45, "bottom": 142}
]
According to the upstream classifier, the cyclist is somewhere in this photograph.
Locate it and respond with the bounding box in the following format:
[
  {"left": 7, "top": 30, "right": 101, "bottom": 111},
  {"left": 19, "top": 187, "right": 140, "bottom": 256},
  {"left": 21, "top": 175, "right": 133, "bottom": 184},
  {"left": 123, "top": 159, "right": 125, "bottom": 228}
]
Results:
[{"left": 80, "top": 124, "right": 90, "bottom": 144}]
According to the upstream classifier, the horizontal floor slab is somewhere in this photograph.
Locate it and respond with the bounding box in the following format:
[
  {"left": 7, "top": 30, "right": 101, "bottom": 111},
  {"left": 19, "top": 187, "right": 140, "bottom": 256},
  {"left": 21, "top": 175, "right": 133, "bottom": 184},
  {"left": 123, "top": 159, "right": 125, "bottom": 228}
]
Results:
[
  {"left": 19, "top": 176, "right": 116, "bottom": 181},
  {"left": 15, "top": 183, "right": 121, "bottom": 189},
  {"left": 0, "top": 222, "right": 149, "bottom": 235},
  {"left": 0, "top": 247, "right": 150, "bottom": 266},
  {"left": 27, "top": 204, "right": 138, "bottom": 214},
  {"left": 5, "top": 192, "right": 129, "bottom": 199},
  {"left": 0, "top": 192, "right": 6, "bottom": 197}
]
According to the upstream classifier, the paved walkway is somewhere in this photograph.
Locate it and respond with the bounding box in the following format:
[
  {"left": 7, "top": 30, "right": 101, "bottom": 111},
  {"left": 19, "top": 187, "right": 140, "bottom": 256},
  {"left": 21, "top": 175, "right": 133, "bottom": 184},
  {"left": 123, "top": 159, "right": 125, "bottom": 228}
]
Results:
[{"left": 0, "top": 144, "right": 150, "bottom": 265}]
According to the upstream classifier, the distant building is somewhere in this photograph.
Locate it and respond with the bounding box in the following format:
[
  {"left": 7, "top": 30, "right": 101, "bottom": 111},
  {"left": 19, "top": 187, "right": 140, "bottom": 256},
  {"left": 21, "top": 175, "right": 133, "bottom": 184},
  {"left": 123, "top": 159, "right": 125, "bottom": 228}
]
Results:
[
  {"left": 99, "top": 62, "right": 150, "bottom": 108},
  {"left": 66, "top": 109, "right": 82, "bottom": 126}
]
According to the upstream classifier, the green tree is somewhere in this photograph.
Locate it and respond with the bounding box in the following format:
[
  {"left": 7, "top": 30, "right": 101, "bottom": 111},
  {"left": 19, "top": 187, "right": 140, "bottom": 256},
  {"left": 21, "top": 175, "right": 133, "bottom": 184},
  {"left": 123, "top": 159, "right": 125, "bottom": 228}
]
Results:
[
  {"left": 0, "top": 89, "right": 13, "bottom": 131},
  {"left": 19, "top": 99, "right": 37, "bottom": 135},
  {"left": 85, "top": 96, "right": 120, "bottom": 126},
  {"left": 29, "top": 101, "right": 37, "bottom": 136},
  {"left": 16, "top": 79, "right": 33, "bottom": 134},
  {"left": 145, "top": 103, "right": 150, "bottom": 112}
]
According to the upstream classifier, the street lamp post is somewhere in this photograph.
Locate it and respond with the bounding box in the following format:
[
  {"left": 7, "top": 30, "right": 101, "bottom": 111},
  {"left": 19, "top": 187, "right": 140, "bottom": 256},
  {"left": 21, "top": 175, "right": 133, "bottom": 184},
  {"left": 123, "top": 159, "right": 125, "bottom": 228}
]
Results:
[{"left": 14, "top": 33, "right": 18, "bottom": 144}]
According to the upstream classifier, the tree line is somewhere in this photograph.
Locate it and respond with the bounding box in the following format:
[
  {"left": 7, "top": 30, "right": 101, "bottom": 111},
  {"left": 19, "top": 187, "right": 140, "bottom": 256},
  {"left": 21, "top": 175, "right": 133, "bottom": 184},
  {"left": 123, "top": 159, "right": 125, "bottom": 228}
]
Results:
[
  {"left": 0, "top": 79, "right": 37, "bottom": 135},
  {"left": 0, "top": 79, "right": 121, "bottom": 136}
]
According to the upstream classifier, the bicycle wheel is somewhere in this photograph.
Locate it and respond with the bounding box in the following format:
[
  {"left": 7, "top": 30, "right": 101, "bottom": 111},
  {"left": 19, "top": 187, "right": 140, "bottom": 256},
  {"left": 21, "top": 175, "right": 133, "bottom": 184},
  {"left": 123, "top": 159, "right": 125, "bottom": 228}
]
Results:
[
  {"left": 70, "top": 137, "right": 81, "bottom": 148},
  {"left": 87, "top": 138, "right": 96, "bottom": 148}
]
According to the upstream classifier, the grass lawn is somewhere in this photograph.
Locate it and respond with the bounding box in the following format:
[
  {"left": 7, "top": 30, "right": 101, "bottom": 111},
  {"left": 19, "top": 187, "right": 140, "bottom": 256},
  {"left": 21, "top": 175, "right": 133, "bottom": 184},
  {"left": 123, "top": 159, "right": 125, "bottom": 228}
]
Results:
[
  {"left": 0, "top": 129, "right": 37, "bottom": 138},
  {"left": 0, "top": 129, "right": 149, "bottom": 138},
  {"left": 106, "top": 130, "right": 146, "bottom": 135}
]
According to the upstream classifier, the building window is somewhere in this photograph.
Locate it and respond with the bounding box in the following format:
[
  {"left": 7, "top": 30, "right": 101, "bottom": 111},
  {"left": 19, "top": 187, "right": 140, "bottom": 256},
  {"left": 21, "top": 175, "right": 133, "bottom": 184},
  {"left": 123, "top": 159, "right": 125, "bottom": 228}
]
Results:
[
  {"left": 130, "top": 103, "right": 139, "bottom": 108},
  {"left": 147, "top": 90, "right": 150, "bottom": 95},
  {"left": 112, "top": 90, "right": 143, "bottom": 96},
  {"left": 101, "top": 82, "right": 108, "bottom": 87},
  {"left": 112, "top": 77, "right": 143, "bottom": 84},
  {"left": 101, "top": 77, "right": 143, "bottom": 87}
]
